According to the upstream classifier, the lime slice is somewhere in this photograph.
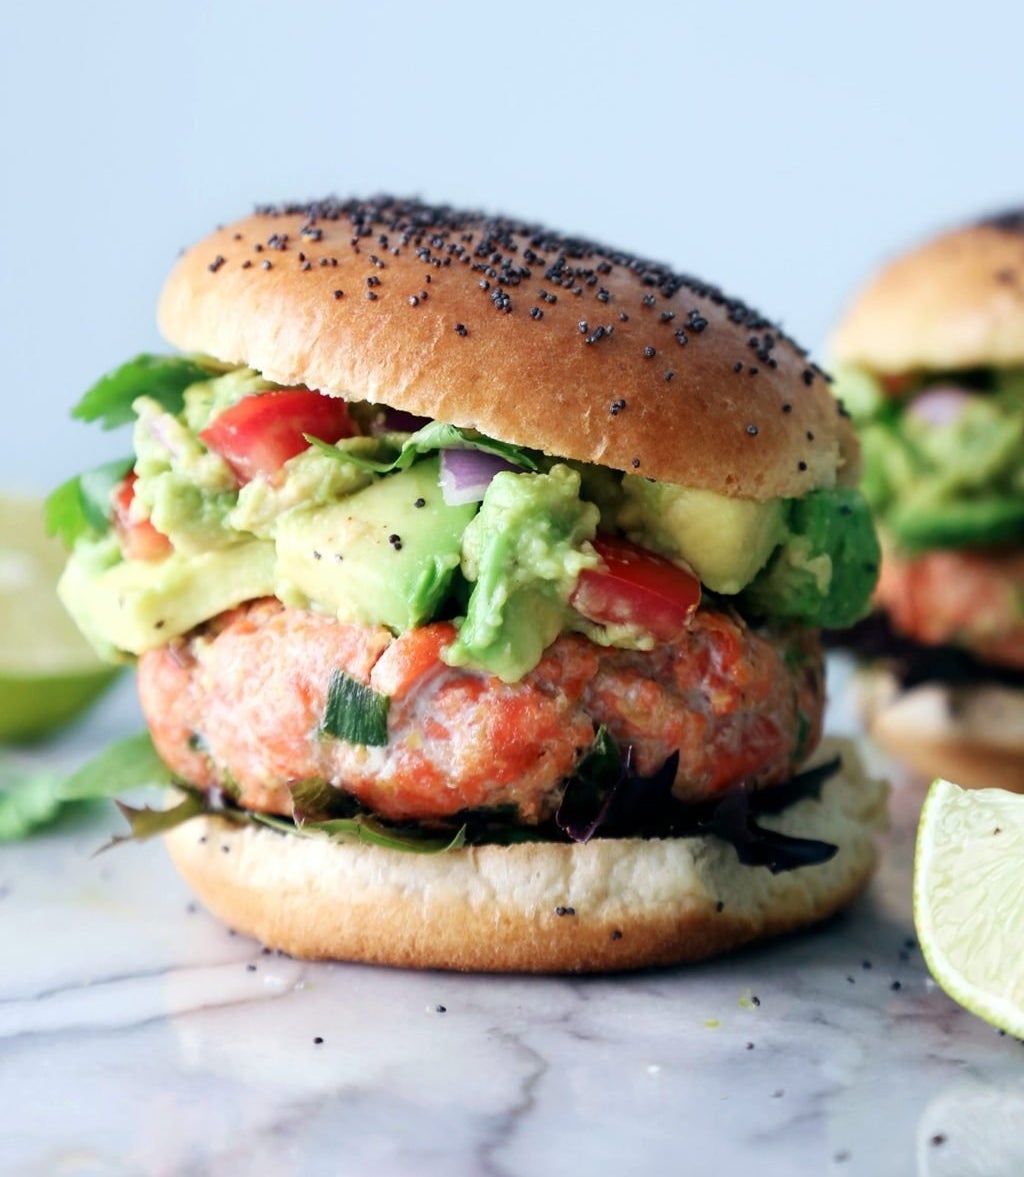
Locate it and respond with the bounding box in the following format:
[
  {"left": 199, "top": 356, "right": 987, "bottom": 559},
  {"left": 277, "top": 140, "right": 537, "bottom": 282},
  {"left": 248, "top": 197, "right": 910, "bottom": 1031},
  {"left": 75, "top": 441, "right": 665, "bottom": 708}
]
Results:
[
  {"left": 0, "top": 495, "right": 119, "bottom": 741},
  {"left": 914, "top": 778, "right": 1024, "bottom": 1038}
]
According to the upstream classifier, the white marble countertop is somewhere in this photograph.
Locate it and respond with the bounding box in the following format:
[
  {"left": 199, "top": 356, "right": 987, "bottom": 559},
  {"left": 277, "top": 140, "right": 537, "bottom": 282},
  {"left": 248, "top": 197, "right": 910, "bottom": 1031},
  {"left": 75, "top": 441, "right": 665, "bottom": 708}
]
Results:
[{"left": 3, "top": 662, "right": 1023, "bottom": 1177}]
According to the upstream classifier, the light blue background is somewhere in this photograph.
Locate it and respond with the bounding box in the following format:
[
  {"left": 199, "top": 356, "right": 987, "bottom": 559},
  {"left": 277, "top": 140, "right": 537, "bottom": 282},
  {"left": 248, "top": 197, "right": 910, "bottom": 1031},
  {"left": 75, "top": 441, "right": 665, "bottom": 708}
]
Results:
[{"left": 3, "top": 0, "right": 1022, "bottom": 494}]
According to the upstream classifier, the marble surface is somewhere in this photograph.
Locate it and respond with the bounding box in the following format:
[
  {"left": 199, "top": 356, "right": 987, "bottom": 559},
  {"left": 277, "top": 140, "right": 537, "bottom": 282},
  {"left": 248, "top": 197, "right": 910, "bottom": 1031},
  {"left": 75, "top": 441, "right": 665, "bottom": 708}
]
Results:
[{"left": 3, "top": 662, "right": 1024, "bottom": 1177}]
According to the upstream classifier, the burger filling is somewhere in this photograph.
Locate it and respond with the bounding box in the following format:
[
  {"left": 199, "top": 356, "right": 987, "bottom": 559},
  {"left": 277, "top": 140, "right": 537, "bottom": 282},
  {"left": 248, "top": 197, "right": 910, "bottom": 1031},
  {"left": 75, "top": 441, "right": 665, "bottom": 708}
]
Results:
[
  {"left": 137, "top": 599, "right": 823, "bottom": 825},
  {"left": 834, "top": 364, "right": 1024, "bottom": 672},
  {"left": 51, "top": 356, "right": 878, "bottom": 858}
]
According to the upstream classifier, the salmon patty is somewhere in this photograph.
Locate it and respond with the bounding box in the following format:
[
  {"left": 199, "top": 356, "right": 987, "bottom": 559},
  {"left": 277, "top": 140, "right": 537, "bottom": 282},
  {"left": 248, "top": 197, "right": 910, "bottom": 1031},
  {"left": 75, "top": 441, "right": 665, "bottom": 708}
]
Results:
[
  {"left": 875, "top": 546, "right": 1024, "bottom": 671},
  {"left": 138, "top": 599, "right": 823, "bottom": 823}
]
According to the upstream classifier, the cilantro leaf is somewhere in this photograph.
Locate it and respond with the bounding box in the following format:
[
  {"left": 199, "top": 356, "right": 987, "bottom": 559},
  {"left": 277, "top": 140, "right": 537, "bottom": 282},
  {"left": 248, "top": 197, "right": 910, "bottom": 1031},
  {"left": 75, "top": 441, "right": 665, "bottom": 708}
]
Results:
[
  {"left": 45, "top": 456, "right": 133, "bottom": 546},
  {"left": 319, "top": 671, "right": 390, "bottom": 746},
  {"left": 72, "top": 354, "right": 217, "bottom": 430}
]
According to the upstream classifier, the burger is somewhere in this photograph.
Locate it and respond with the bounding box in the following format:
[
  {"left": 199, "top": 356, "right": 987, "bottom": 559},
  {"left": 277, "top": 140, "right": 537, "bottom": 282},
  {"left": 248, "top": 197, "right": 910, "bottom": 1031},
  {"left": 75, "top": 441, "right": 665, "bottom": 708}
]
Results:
[
  {"left": 52, "top": 196, "right": 886, "bottom": 972},
  {"left": 831, "top": 209, "right": 1024, "bottom": 792}
]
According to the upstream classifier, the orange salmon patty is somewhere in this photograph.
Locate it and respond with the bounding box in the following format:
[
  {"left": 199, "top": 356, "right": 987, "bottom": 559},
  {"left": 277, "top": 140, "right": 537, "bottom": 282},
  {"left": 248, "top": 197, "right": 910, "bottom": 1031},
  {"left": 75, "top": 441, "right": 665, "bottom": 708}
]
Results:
[
  {"left": 875, "top": 546, "right": 1024, "bottom": 671},
  {"left": 138, "top": 599, "right": 823, "bottom": 823}
]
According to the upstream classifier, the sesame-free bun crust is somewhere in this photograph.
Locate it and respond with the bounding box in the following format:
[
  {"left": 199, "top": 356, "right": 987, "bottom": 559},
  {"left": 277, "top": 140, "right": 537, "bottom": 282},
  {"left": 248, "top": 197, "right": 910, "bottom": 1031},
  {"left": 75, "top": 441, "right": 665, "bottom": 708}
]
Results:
[
  {"left": 164, "top": 739, "right": 886, "bottom": 973},
  {"left": 833, "top": 210, "right": 1024, "bottom": 376},
  {"left": 158, "top": 197, "right": 854, "bottom": 501},
  {"left": 858, "top": 671, "right": 1024, "bottom": 794}
]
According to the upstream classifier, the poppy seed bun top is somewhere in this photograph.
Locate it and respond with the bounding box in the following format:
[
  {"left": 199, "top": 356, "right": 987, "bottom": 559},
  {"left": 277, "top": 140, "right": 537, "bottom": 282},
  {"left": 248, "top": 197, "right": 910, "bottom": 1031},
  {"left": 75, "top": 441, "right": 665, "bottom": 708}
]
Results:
[
  {"left": 832, "top": 210, "right": 1024, "bottom": 377},
  {"left": 158, "top": 196, "right": 855, "bottom": 501}
]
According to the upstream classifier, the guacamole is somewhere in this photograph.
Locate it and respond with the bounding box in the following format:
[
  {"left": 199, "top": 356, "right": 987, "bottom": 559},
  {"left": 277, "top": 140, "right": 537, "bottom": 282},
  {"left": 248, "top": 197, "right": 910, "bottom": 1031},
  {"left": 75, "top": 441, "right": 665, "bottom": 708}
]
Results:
[
  {"left": 835, "top": 364, "right": 1024, "bottom": 553},
  {"left": 445, "top": 464, "right": 600, "bottom": 682},
  {"left": 53, "top": 356, "right": 881, "bottom": 675}
]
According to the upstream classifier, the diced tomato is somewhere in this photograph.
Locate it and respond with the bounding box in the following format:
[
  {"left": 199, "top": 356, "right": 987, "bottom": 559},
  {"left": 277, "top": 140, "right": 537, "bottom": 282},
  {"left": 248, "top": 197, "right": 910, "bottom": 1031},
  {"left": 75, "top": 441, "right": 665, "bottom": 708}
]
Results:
[
  {"left": 571, "top": 535, "right": 701, "bottom": 642},
  {"left": 199, "top": 388, "right": 356, "bottom": 484},
  {"left": 112, "top": 473, "right": 172, "bottom": 561}
]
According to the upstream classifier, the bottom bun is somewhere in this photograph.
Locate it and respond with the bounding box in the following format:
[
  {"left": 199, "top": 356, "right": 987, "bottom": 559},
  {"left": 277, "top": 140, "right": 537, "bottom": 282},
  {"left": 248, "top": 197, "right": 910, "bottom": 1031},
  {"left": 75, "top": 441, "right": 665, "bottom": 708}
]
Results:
[
  {"left": 859, "top": 670, "right": 1024, "bottom": 794},
  {"left": 164, "top": 738, "right": 887, "bottom": 973}
]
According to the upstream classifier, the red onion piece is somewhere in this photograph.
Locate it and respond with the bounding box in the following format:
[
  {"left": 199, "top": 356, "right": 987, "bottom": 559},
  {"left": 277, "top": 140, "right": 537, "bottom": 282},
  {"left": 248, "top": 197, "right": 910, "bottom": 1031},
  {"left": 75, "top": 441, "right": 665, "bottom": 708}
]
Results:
[
  {"left": 906, "top": 385, "right": 972, "bottom": 427},
  {"left": 372, "top": 408, "right": 432, "bottom": 435},
  {"left": 439, "top": 448, "right": 519, "bottom": 505}
]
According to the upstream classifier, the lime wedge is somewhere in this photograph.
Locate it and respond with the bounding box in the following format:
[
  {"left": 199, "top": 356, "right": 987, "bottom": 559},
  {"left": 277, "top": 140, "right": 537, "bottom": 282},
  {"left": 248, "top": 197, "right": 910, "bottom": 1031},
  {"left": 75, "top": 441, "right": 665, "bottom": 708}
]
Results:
[
  {"left": 0, "top": 495, "right": 119, "bottom": 741},
  {"left": 914, "top": 778, "right": 1024, "bottom": 1038}
]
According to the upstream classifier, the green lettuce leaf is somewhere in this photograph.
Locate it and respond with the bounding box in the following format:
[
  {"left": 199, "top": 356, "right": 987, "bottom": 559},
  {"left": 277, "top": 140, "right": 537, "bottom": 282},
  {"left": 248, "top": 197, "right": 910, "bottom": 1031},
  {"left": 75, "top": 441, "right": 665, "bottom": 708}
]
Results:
[
  {"left": 0, "top": 766, "right": 66, "bottom": 842},
  {"left": 103, "top": 790, "right": 208, "bottom": 849},
  {"left": 98, "top": 773, "right": 466, "bottom": 856},
  {"left": 58, "top": 732, "right": 174, "bottom": 801},
  {"left": 252, "top": 809, "right": 466, "bottom": 854}
]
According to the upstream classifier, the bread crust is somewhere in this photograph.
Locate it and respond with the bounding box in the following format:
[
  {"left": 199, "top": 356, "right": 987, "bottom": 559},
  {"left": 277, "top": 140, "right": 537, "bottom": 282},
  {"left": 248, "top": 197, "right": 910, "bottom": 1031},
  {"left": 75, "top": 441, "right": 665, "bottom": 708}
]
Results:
[
  {"left": 859, "top": 670, "right": 1024, "bottom": 793},
  {"left": 163, "top": 739, "right": 887, "bottom": 973},
  {"left": 833, "top": 210, "right": 1024, "bottom": 375},
  {"left": 158, "top": 197, "right": 853, "bottom": 501}
]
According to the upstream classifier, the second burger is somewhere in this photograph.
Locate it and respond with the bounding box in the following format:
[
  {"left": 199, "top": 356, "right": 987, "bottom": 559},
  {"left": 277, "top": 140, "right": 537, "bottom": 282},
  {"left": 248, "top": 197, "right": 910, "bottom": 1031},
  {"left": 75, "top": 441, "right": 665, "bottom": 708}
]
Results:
[{"left": 832, "top": 208, "right": 1024, "bottom": 790}]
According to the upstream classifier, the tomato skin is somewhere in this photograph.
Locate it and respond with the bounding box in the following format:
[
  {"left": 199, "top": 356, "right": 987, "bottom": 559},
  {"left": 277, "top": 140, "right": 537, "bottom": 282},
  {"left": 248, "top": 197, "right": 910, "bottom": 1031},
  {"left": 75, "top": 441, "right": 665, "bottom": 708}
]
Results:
[
  {"left": 199, "top": 389, "right": 356, "bottom": 484},
  {"left": 571, "top": 536, "right": 701, "bottom": 642},
  {"left": 112, "top": 473, "right": 173, "bottom": 561}
]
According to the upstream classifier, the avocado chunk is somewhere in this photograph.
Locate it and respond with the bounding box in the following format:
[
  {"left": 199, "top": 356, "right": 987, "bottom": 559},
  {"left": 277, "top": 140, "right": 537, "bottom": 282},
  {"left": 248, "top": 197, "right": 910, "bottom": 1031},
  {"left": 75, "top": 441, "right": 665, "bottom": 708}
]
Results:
[
  {"left": 742, "top": 487, "right": 879, "bottom": 628},
  {"left": 445, "top": 464, "right": 599, "bottom": 682},
  {"left": 888, "top": 495, "right": 1024, "bottom": 550},
  {"left": 617, "top": 476, "right": 786, "bottom": 594},
  {"left": 58, "top": 540, "right": 277, "bottom": 657},
  {"left": 274, "top": 457, "right": 476, "bottom": 631}
]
